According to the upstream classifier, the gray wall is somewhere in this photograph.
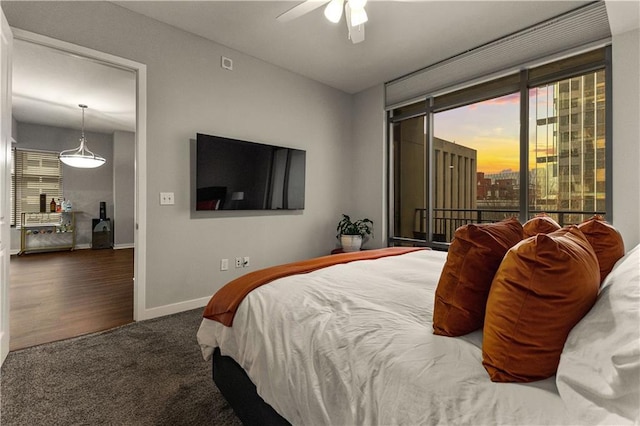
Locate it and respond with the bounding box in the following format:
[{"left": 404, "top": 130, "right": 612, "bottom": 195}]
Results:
[
  {"left": 10, "top": 115, "right": 16, "bottom": 141},
  {"left": 1, "top": 1, "right": 354, "bottom": 310},
  {"left": 610, "top": 27, "right": 640, "bottom": 249},
  {"left": 351, "top": 85, "right": 386, "bottom": 249},
  {"left": 113, "top": 130, "right": 135, "bottom": 248},
  {"left": 11, "top": 121, "right": 114, "bottom": 250}
]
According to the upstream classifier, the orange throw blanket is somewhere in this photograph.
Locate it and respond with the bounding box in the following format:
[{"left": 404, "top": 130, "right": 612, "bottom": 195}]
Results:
[{"left": 203, "top": 247, "right": 425, "bottom": 326}]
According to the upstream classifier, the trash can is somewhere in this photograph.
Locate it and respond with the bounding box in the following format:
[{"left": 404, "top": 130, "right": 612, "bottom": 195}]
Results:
[{"left": 92, "top": 218, "right": 112, "bottom": 249}]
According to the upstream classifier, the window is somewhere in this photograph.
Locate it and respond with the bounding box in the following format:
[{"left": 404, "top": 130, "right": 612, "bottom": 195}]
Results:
[
  {"left": 388, "top": 47, "right": 610, "bottom": 246},
  {"left": 529, "top": 69, "right": 607, "bottom": 227},
  {"left": 12, "top": 149, "right": 64, "bottom": 227},
  {"left": 432, "top": 92, "right": 520, "bottom": 242}
]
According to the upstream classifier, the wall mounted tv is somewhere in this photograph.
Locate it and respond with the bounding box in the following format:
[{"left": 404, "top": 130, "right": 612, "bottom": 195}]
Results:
[{"left": 195, "top": 133, "right": 306, "bottom": 211}]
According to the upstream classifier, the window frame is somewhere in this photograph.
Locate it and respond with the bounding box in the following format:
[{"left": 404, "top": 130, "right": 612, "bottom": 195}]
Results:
[
  {"left": 12, "top": 148, "right": 64, "bottom": 228},
  {"left": 387, "top": 46, "right": 612, "bottom": 249}
]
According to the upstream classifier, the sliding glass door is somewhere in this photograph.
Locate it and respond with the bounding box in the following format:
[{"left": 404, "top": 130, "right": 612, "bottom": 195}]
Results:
[{"left": 390, "top": 104, "right": 426, "bottom": 241}]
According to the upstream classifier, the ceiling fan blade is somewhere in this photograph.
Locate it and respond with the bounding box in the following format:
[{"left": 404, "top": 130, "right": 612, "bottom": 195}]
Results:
[
  {"left": 277, "top": 0, "right": 328, "bottom": 22},
  {"left": 345, "top": 3, "right": 365, "bottom": 44}
]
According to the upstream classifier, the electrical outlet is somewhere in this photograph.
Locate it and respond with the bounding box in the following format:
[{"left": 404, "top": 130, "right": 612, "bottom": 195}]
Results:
[
  {"left": 159, "top": 192, "right": 174, "bottom": 205},
  {"left": 235, "top": 257, "right": 242, "bottom": 268},
  {"left": 243, "top": 256, "right": 250, "bottom": 267},
  {"left": 220, "top": 259, "right": 229, "bottom": 271}
]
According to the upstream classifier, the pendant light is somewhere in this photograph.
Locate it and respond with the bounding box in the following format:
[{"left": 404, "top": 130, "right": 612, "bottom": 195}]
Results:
[{"left": 59, "top": 104, "right": 106, "bottom": 168}]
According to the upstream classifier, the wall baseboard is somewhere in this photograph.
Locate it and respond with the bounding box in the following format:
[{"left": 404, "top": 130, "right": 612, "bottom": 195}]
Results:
[
  {"left": 114, "top": 243, "right": 134, "bottom": 250},
  {"left": 10, "top": 244, "right": 93, "bottom": 256},
  {"left": 138, "top": 296, "right": 211, "bottom": 321}
]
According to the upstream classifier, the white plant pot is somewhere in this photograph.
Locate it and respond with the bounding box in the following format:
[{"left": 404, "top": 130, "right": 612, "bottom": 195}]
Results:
[{"left": 340, "top": 234, "right": 362, "bottom": 252}]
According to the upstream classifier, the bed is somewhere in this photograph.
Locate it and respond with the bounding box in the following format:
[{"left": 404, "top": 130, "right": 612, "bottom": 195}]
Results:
[{"left": 197, "top": 237, "right": 640, "bottom": 425}]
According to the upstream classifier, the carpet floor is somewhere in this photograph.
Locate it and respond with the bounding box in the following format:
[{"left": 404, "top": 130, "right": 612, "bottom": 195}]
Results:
[{"left": 0, "top": 309, "right": 243, "bottom": 426}]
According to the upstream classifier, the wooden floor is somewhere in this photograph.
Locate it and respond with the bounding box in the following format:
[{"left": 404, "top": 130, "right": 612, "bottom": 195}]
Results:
[{"left": 9, "top": 248, "right": 134, "bottom": 351}]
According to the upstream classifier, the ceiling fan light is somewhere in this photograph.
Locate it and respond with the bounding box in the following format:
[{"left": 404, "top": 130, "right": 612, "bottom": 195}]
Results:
[
  {"left": 348, "top": 0, "right": 367, "bottom": 9},
  {"left": 324, "top": 0, "right": 344, "bottom": 23},
  {"left": 349, "top": 6, "right": 368, "bottom": 26}
]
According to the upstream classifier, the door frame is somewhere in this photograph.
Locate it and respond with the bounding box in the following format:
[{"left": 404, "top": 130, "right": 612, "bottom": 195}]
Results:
[
  {"left": 0, "top": 8, "right": 13, "bottom": 365},
  {"left": 10, "top": 29, "right": 148, "bottom": 322}
]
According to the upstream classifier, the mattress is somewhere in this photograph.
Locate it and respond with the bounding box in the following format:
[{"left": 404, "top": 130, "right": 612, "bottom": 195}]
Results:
[{"left": 197, "top": 249, "right": 585, "bottom": 425}]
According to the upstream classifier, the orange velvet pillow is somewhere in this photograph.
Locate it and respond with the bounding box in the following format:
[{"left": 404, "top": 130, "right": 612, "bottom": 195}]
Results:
[
  {"left": 577, "top": 215, "right": 625, "bottom": 284},
  {"left": 523, "top": 213, "right": 561, "bottom": 238},
  {"left": 482, "top": 226, "right": 600, "bottom": 382},
  {"left": 432, "top": 217, "right": 523, "bottom": 337}
]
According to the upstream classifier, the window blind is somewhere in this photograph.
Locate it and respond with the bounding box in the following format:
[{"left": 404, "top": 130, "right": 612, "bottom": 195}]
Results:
[
  {"left": 385, "top": 1, "right": 611, "bottom": 108},
  {"left": 13, "top": 149, "right": 63, "bottom": 227}
]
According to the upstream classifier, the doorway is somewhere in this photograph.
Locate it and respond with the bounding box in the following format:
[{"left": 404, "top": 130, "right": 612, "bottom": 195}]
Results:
[
  {"left": 9, "top": 248, "right": 134, "bottom": 350},
  {"left": 7, "top": 29, "right": 147, "bottom": 349}
]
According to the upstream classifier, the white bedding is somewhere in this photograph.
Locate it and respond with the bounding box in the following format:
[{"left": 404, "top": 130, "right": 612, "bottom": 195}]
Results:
[{"left": 197, "top": 249, "right": 581, "bottom": 425}]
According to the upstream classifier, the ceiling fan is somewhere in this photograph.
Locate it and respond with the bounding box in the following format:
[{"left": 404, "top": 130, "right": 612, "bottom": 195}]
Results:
[{"left": 277, "top": 0, "right": 369, "bottom": 44}]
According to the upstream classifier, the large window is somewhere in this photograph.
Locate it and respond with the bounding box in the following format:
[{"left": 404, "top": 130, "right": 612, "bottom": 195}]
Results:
[
  {"left": 11, "top": 149, "right": 64, "bottom": 227},
  {"left": 388, "top": 48, "right": 610, "bottom": 246}
]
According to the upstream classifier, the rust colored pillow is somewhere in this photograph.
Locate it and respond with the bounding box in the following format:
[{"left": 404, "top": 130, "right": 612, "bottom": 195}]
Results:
[
  {"left": 578, "top": 215, "right": 625, "bottom": 284},
  {"left": 482, "top": 226, "right": 600, "bottom": 382},
  {"left": 523, "top": 213, "right": 561, "bottom": 238},
  {"left": 432, "top": 217, "right": 523, "bottom": 337}
]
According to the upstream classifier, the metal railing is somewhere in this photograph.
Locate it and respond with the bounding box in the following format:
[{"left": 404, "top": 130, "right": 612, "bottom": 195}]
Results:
[{"left": 412, "top": 208, "right": 605, "bottom": 243}]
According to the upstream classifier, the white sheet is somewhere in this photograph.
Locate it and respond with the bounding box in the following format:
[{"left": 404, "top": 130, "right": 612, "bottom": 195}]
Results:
[
  {"left": 198, "top": 249, "right": 578, "bottom": 425},
  {"left": 556, "top": 244, "right": 640, "bottom": 425}
]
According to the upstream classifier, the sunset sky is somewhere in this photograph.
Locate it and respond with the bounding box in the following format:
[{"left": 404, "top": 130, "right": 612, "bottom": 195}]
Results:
[{"left": 434, "top": 92, "right": 522, "bottom": 175}]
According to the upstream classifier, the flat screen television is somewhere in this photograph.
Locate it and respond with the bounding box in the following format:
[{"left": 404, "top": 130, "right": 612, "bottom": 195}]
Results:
[{"left": 195, "top": 133, "right": 306, "bottom": 211}]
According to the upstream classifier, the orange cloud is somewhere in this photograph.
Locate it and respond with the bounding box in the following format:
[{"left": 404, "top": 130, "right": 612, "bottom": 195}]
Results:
[{"left": 468, "top": 93, "right": 520, "bottom": 110}]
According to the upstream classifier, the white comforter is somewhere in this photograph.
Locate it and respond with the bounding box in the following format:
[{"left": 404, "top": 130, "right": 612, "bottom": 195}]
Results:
[{"left": 197, "top": 249, "right": 578, "bottom": 425}]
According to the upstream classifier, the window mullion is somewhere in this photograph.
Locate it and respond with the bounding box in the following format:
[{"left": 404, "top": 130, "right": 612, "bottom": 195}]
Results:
[
  {"left": 604, "top": 45, "right": 613, "bottom": 223},
  {"left": 426, "top": 97, "right": 434, "bottom": 246},
  {"left": 520, "top": 69, "right": 530, "bottom": 224}
]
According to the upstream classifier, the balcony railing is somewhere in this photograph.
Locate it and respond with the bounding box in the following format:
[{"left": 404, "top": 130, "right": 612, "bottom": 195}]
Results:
[{"left": 412, "top": 208, "right": 605, "bottom": 243}]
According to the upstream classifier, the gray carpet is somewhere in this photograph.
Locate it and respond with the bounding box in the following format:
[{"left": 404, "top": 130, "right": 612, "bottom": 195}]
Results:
[{"left": 0, "top": 309, "right": 243, "bottom": 426}]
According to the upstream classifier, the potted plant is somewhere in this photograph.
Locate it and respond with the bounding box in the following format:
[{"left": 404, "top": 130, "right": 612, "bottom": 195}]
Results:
[{"left": 336, "top": 214, "right": 373, "bottom": 252}]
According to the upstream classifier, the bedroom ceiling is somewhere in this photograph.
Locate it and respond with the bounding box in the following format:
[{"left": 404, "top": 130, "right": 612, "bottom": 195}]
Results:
[
  {"left": 115, "top": 0, "right": 592, "bottom": 94},
  {"left": 11, "top": 0, "right": 602, "bottom": 134}
]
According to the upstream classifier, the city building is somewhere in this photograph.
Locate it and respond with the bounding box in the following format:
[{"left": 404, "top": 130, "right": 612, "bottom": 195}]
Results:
[
  {"left": 531, "top": 70, "right": 606, "bottom": 222},
  {"left": 431, "top": 137, "right": 477, "bottom": 241}
]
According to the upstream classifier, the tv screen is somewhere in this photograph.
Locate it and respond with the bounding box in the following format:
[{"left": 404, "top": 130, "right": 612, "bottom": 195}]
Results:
[{"left": 195, "top": 133, "right": 306, "bottom": 211}]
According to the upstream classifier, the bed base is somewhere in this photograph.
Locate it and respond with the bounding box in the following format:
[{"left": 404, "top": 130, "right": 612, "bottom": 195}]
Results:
[{"left": 212, "top": 347, "right": 290, "bottom": 426}]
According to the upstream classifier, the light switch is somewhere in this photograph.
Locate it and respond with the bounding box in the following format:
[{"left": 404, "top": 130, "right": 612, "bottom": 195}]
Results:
[{"left": 160, "top": 192, "right": 175, "bottom": 205}]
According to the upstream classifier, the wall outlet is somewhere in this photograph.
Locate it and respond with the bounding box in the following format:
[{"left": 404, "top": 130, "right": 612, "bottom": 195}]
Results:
[
  {"left": 159, "top": 192, "right": 174, "bottom": 205},
  {"left": 235, "top": 257, "right": 242, "bottom": 268},
  {"left": 220, "top": 259, "right": 229, "bottom": 271},
  {"left": 243, "top": 256, "right": 250, "bottom": 267}
]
